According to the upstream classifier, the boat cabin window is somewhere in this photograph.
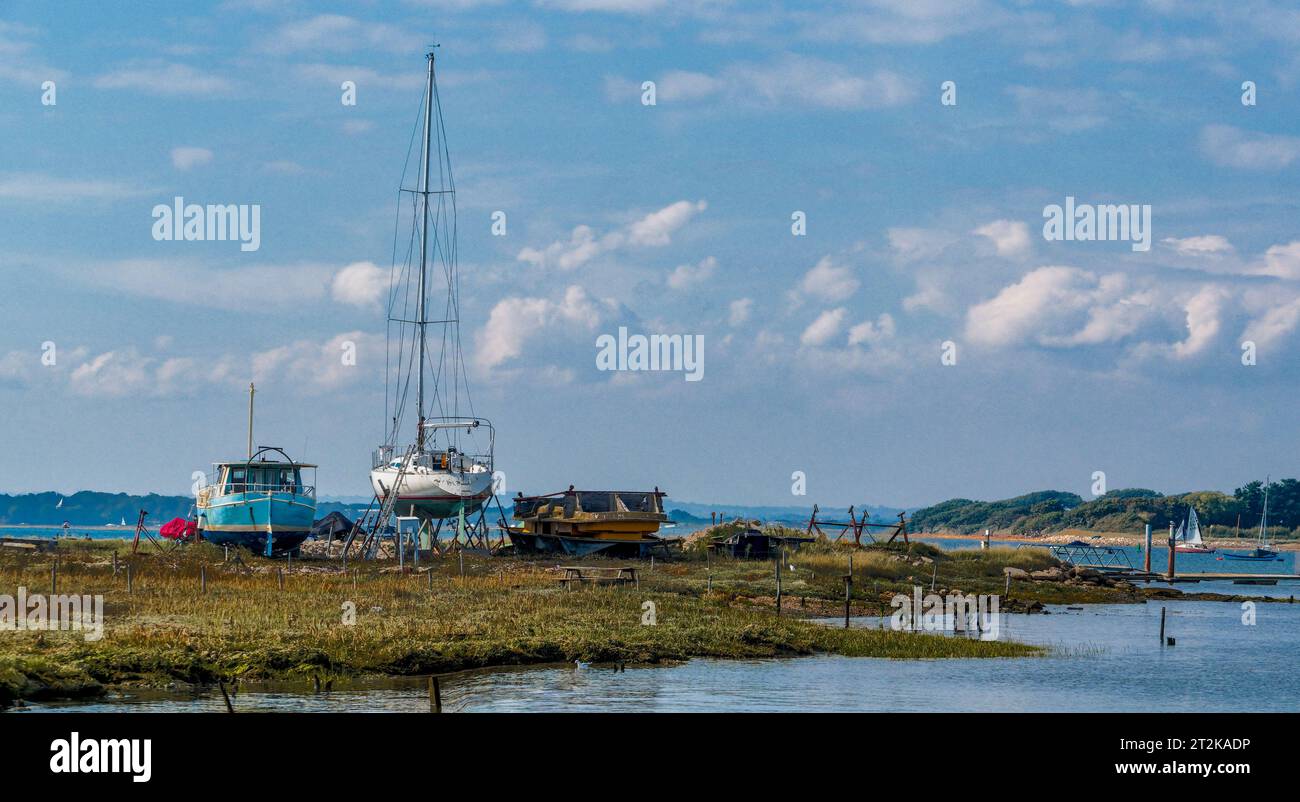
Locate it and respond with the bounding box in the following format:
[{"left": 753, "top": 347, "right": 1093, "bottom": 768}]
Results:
[
  {"left": 226, "top": 468, "right": 247, "bottom": 493},
  {"left": 576, "top": 493, "right": 613, "bottom": 513}
]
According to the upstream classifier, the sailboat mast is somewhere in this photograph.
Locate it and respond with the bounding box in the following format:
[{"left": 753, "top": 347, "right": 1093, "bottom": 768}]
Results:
[{"left": 415, "top": 50, "right": 435, "bottom": 451}]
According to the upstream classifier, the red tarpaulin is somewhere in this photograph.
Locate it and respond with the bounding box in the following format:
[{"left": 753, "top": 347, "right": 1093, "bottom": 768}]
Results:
[{"left": 159, "top": 517, "right": 197, "bottom": 540}]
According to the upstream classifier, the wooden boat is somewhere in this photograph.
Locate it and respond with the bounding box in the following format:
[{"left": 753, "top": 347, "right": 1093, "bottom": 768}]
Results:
[
  {"left": 507, "top": 488, "right": 671, "bottom": 557},
  {"left": 196, "top": 447, "right": 316, "bottom": 557},
  {"left": 1224, "top": 480, "right": 1281, "bottom": 561},
  {"left": 195, "top": 386, "right": 317, "bottom": 556},
  {"left": 1173, "top": 507, "right": 1215, "bottom": 554}
]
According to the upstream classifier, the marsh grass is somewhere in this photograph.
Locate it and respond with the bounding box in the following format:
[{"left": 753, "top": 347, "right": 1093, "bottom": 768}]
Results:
[{"left": 0, "top": 539, "right": 1041, "bottom": 705}]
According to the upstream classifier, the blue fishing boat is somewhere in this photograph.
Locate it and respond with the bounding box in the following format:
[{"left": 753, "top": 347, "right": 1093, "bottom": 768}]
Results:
[
  {"left": 195, "top": 385, "right": 317, "bottom": 556},
  {"left": 196, "top": 447, "right": 317, "bottom": 556}
]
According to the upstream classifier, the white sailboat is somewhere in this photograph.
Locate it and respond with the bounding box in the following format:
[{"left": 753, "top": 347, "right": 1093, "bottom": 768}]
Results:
[
  {"left": 1173, "top": 506, "right": 1215, "bottom": 553},
  {"left": 368, "top": 49, "right": 496, "bottom": 526},
  {"left": 1224, "top": 479, "right": 1281, "bottom": 561}
]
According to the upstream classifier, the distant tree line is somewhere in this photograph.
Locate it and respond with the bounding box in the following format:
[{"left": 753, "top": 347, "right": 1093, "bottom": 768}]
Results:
[
  {"left": 0, "top": 491, "right": 372, "bottom": 527},
  {"left": 909, "top": 479, "right": 1300, "bottom": 539}
]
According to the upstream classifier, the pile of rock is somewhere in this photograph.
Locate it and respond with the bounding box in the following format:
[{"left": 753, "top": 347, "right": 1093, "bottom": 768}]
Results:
[{"left": 1004, "top": 564, "right": 1130, "bottom": 589}]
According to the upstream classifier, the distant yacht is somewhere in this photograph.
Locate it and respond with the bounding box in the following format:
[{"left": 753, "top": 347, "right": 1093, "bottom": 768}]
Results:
[
  {"left": 1173, "top": 507, "right": 1215, "bottom": 554},
  {"left": 1224, "top": 479, "right": 1281, "bottom": 561}
]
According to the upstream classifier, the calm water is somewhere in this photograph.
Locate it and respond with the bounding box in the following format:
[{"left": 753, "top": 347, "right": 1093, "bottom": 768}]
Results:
[{"left": 18, "top": 599, "right": 1300, "bottom": 713}]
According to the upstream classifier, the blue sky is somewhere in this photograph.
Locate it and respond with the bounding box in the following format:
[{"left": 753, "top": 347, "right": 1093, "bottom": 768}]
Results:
[{"left": 2, "top": 1, "right": 1300, "bottom": 508}]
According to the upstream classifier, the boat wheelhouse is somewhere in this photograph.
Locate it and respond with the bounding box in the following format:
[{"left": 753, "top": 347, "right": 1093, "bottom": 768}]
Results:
[
  {"left": 508, "top": 488, "right": 671, "bottom": 557},
  {"left": 196, "top": 446, "right": 317, "bottom": 556}
]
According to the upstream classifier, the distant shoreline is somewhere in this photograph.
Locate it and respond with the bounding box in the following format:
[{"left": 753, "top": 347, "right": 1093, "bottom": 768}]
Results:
[{"left": 918, "top": 529, "right": 1300, "bottom": 552}]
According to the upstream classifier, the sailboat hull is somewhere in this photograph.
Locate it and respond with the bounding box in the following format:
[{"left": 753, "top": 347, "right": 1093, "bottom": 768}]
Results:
[
  {"left": 369, "top": 466, "right": 492, "bottom": 521},
  {"left": 1222, "top": 549, "right": 1281, "bottom": 561}
]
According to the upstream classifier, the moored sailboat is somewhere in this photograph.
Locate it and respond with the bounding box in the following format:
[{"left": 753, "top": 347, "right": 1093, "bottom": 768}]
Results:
[{"left": 1224, "top": 479, "right": 1281, "bottom": 561}]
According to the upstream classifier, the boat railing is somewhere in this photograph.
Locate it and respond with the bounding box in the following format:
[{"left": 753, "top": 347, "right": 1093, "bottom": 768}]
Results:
[
  {"left": 211, "top": 482, "right": 316, "bottom": 497},
  {"left": 372, "top": 445, "right": 493, "bottom": 473}
]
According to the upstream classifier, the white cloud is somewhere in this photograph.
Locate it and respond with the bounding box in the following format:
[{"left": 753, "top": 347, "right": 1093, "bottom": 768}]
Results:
[
  {"left": 972, "top": 219, "right": 1030, "bottom": 257},
  {"left": 1256, "top": 241, "right": 1300, "bottom": 280},
  {"left": 0, "top": 173, "right": 153, "bottom": 203},
  {"left": 60, "top": 258, "right": 335, "bottom": 311},
  {"left": 170, "top": 146, "right": 213, "bottom": 171},
  {"left": 1243, "top": 295, "right": 1300, "bottom": 349},
  {"left": 1200, "top": 124, "right": 1300, "bottom": 170},
  {"left": 477, "top": 285, "right": 616, "bottom": 370},
  {"left": 728, "top": 298, "right": 753, "bottom": 327},
  {"left": 797, "top": 256, "right": 859, "bottom": 302},
  {"left": 965, "top": 267, "right": 1149, "bottom": 349},
  {"left": 801, "top": 307, "right": 847, "bottom": 346},
  {"left": 330, "top": 261, "right": 388, "bottom": 308},
  {"left": 848, "top": 313, "right": 896, "bottom": 346},
  {"left": 666, "top": 256, "right": 716, "bottom": 289},
  {"left": 634, "top": 54, "right": 916, "bottom": 110},
  {"left": 1161, "top": 235, "right": 1233, "bottom": 257},
  {"left": 903, "top": 272, "right": 950, "bottom": 314},
  {"left": 517, "top": 200, "right": 707, "bottom": 270},
  {"left": 94, "top": 62, "right": 233, "bottom": 95},
  {"left": 70, "top": 350, "right": 153, "bottom": 398},
  {"left": 627, "top": 200, "right": 708, "bottom": 246},
  {"left": 1172, "top": 285, "right": 1227, "bottom": 359},
  {"left": 260, "top": 15, "right": 421, "bottom": 55}
]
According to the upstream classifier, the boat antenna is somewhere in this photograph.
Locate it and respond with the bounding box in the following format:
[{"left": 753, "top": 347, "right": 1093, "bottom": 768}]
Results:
[{"left": 247, "top": 382, "right": 255, "bottom": 460}]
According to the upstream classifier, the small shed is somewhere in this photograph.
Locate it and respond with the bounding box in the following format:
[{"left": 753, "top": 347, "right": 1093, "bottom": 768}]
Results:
[{"left": 710, "top": 528, "right": 814, "bottom": 559}]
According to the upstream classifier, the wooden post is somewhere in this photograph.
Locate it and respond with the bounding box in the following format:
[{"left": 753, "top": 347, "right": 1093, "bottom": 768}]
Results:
[
  {"left": 112, "top": 551, "right": 118, "bottom": 576},
  {"left": 843, "top": 574, "right": 852, "bottom": 629},
  {"left": 51, "top": 559, "right": 57, "bottom": 594},
  {"left": 218, "top": 680, "right": 235, "bottom": 713},
  {"left": 126, "top": 563, "right": 133, "bottom": 594},
  {"left": 930, "top": 562, "right": 936, "bottom": 592},
  {"left": 277, "top": 568, "right": 284, "bottom": 590},
  {"left": 1004, "top": 571, "right": 1010, "bottom": 596},
  {"left": 650, "top": 555, "right": 655, "bottom": 572},
  {"left": 774, "top": 554, "right": 782, "bottom": 616},
  {"left": 458, "top": 548, "right": 464, "bottom": 578},
  {"left": 1159, "top": 606, "right": 1166, "bottom": 644},
  {"left": 200, "top": 564, "right": 207, "bottom": 594},
  {"left": 429, "top": 676, "right": 442, "bottom": 713},
  {"left": 1143, "top": 524, "right": 1152, "bottom": 574},
  {"left": 1166, "top": 530, "right": 1176, "bottom": 580},
  {"left": 428, "top": 568, "right": 434, "bottom": 591}
]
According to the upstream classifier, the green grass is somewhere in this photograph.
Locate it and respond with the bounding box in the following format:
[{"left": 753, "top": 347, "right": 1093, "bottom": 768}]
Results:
[{"left": 0, "top": 539, "right": 1040, "bottom": 706}]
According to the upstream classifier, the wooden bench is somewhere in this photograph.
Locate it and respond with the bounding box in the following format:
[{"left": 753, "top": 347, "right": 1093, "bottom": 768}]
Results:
[{"left": 557, "top": 565, "right": 639, "bottom": 589}]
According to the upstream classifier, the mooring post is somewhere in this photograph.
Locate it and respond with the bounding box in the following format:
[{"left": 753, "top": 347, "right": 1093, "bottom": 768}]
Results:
[
  {"left": 1159, "top": 606, "right": 1166, "bottom": 644},
  {"left": 429, "top": 676, "right": 442, "bottom": 713},
  {"left": 774, "top": 555, "right": 782, "bottom": 616},
  {"left": 1143, "top": 524, "right": 1152, "bottom": 574},
  {"left": 218, "top": 680, "right": 235, "bottom": 713},
  {"left": 1166, "top": 529, "right": 1176, "bottom": 580}
]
